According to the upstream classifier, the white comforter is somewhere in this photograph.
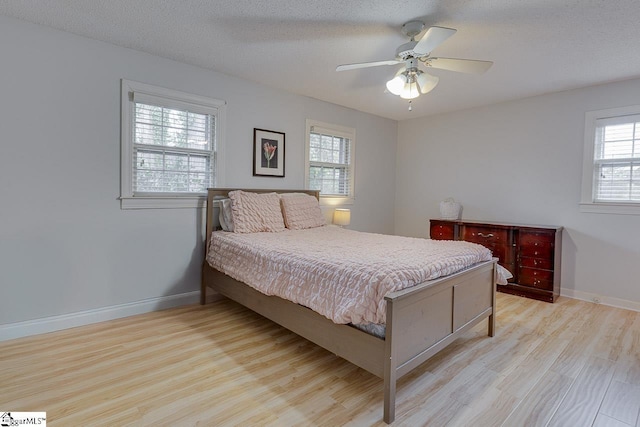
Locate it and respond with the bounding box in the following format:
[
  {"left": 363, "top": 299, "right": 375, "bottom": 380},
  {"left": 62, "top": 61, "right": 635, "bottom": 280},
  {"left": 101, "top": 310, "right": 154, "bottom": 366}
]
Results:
[{"left": 207, "top": 226, "right": 502, "bottom": 325}]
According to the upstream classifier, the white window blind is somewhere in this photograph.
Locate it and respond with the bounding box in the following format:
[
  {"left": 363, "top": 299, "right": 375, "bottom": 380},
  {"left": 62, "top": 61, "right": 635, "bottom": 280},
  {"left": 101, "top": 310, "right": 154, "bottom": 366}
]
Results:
[
  {"left": 133, "top": 102, "right": 215, "bottom": 194},
  {"left": 306, "top": 122, "right": 354, "bottom": 197},
  {"left": 593, "top": 115, "right": 640, "bottom": 203}
]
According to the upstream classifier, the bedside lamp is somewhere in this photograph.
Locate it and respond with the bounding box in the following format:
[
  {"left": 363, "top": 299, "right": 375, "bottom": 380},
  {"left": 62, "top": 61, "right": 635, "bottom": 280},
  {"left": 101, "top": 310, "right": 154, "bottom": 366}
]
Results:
[{"left": 333, "top": 208, "right": 351, "bottom": 227}]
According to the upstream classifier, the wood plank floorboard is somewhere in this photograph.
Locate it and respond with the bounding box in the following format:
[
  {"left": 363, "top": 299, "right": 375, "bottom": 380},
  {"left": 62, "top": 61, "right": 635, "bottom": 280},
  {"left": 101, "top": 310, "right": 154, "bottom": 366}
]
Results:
[{"left": 1, "top": 293, "right": 638, "bottom": 426}]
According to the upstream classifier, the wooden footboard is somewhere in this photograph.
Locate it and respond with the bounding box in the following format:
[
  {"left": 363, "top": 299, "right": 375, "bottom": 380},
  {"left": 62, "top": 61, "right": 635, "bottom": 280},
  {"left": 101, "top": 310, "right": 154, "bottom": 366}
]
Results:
[{"left": 383, "top": 259, "right": 496, "bottom": 422}]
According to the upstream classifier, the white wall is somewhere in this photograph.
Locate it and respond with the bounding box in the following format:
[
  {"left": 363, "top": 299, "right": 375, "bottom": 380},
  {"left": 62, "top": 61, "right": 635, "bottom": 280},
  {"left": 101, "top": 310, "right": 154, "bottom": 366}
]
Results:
[
  {"left": 395, "top": 78, "right": 640, "bottom": 309},
  {"left": 0, "top": 16, "right": 397, "bottom": 332}
]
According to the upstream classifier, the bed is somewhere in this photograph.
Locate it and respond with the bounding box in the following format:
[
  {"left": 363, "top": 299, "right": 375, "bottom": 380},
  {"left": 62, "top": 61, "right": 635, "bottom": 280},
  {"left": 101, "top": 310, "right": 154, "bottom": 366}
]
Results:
[{"left": 201, "top": 188, "right": 498, "bottom": 423}]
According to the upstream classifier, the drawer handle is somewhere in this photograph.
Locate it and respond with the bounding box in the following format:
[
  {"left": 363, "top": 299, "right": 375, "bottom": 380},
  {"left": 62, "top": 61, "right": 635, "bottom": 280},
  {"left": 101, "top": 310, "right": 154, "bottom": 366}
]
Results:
[{"left": 478, "top": 233, "right": 494, "bottom": 238}]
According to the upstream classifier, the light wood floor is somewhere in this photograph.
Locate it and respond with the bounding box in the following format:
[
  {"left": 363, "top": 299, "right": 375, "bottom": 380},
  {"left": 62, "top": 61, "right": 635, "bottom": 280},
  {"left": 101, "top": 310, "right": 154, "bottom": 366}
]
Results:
[{"left": 1, "top": 293, "right": 639, "bottom": 426}]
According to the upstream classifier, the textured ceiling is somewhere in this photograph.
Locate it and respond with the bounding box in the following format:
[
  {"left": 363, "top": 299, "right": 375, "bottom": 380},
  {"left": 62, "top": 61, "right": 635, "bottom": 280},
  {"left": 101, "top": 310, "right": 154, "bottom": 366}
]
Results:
[{"left": 2, "top": 0, "right": 640, "bottom": 120}]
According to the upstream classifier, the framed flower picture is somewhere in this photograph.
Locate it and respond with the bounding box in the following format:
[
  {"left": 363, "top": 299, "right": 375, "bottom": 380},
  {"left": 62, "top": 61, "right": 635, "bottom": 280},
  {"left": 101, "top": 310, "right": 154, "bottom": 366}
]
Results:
[{"left": 253, "top": 128, "right": 285, "bottom": 177}]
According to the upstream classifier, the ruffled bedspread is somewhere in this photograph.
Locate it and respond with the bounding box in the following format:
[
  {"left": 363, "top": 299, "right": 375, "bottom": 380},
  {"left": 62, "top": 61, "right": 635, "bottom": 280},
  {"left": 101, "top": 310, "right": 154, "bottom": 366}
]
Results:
[{"left": 207, "top": 226, "right": 504, "bottom": 325}]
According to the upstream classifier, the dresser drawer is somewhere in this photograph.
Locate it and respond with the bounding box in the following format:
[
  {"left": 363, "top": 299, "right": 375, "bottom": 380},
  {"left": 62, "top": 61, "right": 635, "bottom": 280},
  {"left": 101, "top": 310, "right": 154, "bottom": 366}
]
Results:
[
  {"left": 518, "top": 267, "right": 554, "bottom": 290},
  {"left": 430, "top": 223, "right": 455, "bottom": 240},
  {"left": 519, "top": 242, "right": 553, "bottom": 259},
  {"left": 484, "top": 243, "right": 509, "bottom": 263},
  {"left": 462, "top": 225, "right": 514, "bottom": 266},
  {"left": 462, "top": 226, "right": 509, "bottom": 247},
  {"left": 519, "top": 231, "right": 555, "bottom": 259},
  {"left": 519, "top": 256, "right": 553, "bottom": 270}
]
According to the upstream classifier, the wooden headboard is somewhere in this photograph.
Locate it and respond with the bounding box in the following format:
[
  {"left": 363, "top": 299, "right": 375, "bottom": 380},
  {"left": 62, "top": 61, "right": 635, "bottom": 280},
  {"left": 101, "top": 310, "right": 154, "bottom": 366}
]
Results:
[{"left": 204, "top": 188, "right": 321, "bottom": 254}]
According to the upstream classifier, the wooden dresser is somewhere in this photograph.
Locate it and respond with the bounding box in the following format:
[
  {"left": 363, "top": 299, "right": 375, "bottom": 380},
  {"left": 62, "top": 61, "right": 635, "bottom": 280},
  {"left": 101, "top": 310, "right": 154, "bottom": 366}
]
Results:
[{"left": 430, "top": 219, "right": 563, "bottom": 302}]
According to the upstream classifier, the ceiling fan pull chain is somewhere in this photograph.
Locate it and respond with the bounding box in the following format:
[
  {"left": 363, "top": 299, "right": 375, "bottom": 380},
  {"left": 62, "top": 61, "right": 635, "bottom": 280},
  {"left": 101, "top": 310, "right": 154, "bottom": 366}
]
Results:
[{"left": 408, "top": 100, "right": 412, "bottom": 111}]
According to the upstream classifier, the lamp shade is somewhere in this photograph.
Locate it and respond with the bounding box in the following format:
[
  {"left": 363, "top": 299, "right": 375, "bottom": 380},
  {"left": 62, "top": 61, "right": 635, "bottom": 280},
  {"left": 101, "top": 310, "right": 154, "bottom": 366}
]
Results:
[
  {"left": 400, "top": 80, "right": 420, "bottom": 99},
  {"left": 386, "top": 71, "right": 406, "bottom": 95},
  {"left": 416, "top": 72, "right": 439, "bottom": 94},
  {"left": 333, "top": 208, "right": 351, "bottom": 226}
]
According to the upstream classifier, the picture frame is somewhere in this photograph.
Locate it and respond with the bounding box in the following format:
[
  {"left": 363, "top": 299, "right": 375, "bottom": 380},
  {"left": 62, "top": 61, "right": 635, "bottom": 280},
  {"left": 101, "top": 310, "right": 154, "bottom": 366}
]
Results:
[{"left": 253, "top": 128, "right": 285, "bottom": 177}]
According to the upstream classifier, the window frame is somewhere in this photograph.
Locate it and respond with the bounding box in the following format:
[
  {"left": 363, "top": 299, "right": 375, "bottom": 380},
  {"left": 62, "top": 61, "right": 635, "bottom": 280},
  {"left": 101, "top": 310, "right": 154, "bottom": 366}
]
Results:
[
  {"left": 304, "top": 119, "right": 356, "bottom": 205},
  {"left": 580, "top": 105, "right": 640, "bottom": 215},
  {"left": 120, "top": 79, "right": 226, "bottom": 209}
]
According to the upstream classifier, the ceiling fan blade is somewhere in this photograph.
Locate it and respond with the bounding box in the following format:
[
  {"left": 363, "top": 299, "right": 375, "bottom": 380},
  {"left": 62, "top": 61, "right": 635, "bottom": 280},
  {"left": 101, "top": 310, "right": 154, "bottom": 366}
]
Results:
[
  {"left": 413, "top": 26, "right": 457, "bottom": 55},
  {"left": 428, "top": 57, "right": 493, "bottom": 74},
  {"left": 416, "top": 72, "right": 439, "bottom": 94},
  {"left": 336, "top": 59, "right": 401, "bottom": 72}
]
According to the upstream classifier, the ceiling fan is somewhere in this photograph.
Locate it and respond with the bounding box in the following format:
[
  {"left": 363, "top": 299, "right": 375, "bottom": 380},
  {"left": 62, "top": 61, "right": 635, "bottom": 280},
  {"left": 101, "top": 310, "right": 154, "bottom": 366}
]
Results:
[{"left": 336, "top": 20, "right": 493, "bottom": 108}]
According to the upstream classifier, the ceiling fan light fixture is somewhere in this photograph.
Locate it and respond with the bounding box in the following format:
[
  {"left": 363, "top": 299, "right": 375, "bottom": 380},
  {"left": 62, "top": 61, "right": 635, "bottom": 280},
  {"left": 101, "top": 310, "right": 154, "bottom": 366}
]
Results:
[{"left": 335, "top": 20, "right": 493, "bottom": 110}]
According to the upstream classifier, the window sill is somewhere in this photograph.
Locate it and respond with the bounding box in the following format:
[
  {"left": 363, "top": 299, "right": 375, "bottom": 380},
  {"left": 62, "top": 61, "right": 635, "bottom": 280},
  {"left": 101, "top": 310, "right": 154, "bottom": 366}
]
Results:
[
  {"left": 120, "top": 196, "right": 206, "bottom": 210},
  {"left": 319, "top": 196, "right": 354, "bottom": 207},
  {"left": 579, "top": 202, "right": 640, "bottom": 215}
]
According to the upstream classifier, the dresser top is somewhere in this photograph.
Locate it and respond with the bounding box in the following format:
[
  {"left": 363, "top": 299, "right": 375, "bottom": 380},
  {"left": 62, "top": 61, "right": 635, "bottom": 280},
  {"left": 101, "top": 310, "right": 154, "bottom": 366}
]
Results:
[{"left": 430, "top": 218, "right": 563, "bottom": 231}]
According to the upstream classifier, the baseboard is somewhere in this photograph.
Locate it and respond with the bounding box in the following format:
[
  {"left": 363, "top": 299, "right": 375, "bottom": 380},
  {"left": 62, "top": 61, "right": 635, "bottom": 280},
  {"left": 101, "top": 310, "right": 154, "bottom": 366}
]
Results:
[
  {"left": 0, "top": 291, "right": 221, "bottom": 342},
  {"left": 561, "top": 289, "right": 640, "bottom": 312},
  {"left": 6, "top": 288, "right": 634, "bottom": 343}
]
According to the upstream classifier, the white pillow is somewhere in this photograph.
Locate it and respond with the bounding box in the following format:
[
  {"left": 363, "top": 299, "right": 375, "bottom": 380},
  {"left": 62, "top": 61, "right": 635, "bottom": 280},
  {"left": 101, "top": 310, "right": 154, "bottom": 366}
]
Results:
[
  {"left": 229, "top": 190, "right": 285, "bottom": 233},
  {"left": 280, "top": 193, "right": 326, "bottom": 230},
  {"left": 218, "top": 198, "right": 234, "bottom": 232},
  {"left": 219, "top": 204, "right": 228, "bottom": 230},
  {"left": 222, "top": 199, "right": 234, "bottom": 232}
]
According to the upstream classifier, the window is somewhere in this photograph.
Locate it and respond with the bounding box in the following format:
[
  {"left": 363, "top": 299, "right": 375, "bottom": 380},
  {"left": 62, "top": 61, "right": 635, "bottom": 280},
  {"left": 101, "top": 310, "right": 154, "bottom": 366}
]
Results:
[
  {"left": 305, "top": 119, "right": 355, "bottom": 201},
  {"left": 120, "top": 80, "right": 225, "bottom": 209},
  {"left": 581, "top": 106, "right": 640, "bottom": 214}
]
